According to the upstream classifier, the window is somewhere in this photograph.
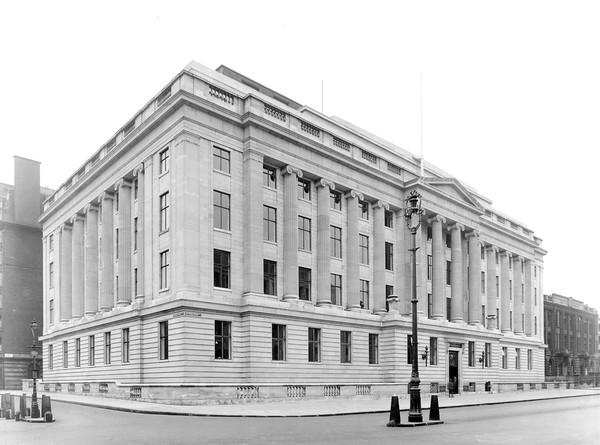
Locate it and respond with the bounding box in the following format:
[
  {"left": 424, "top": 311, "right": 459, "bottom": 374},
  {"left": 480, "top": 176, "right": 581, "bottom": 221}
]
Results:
[
  {"left": 215, "top": 320, "right": 232, "bottom": 360},
  {"left": 468, "top": 341, "right": 475, "bottom": 367},
  {"left": 159, "top": 250, "right": 169, "bottom": 290},
  {"left": 89, "top": 336, "right": 95, "bottom": 366},
  {"left": 427, "top": 255, "right": 433, "bottom": 280},
  {"left": 331, "top": 273, "right": 342, "bottom": 305},
  {"left": 159, "top": 321, "right": 169, "bottom": 360},
  {"left": 427, "top": 226, "right": 432, "bottom": 241},
  {"left": 509, "top": 280, "right": 513, "bottom": 300},
  {"left": 298, "top": 216, "right": 311, "bottom": 251},
  {"left": 49, "top": 234, "right": 54, "bottom": 251},
  {"left": 213, "top": 147, "right": 230, "bottom": 173},
  {"left": 340, "top": 331, "right": 352, "bottom": 363},
  {"left": 263, "top": 206, "right": 277, "bottom": 242},
  {"left": 481, "top": 271, "right": 485, "bottom": 294},
  {"left": 214, "top": 249, "right": 231, "bottom": 289},
  {"left": 115, "top": 228, "right": 119, "bottom": 259},
  {"left": 159, "top": 148, "right": 169, "bottom": 174},
  {"left": 133, "top": 217, "right": 138, "bottom": 251},
  {"left": 407, "top": 335, "right": 413, "bottom": 364},
  {"left": 510, "top": 310, "right": 513, "bottom": 330},
  {"left": 330, "top": 191, "right": 342, "bottom": 211},
  {"left": 159, "top": 192, "right": 169, "bottom": 232},
  {"left": 75, "top": 338, "right": 81, "bottom": 368},
  {"left": 385, "top": 242, "right": 393, "bottom": 270},
  {"left": 308, "top": 328, "right": 321, "bottom": 363},
  {"left": 485, "top": 342, "right": 491, "bottom": 368},
  {"left": 369, "top": 334, "right": 379, "bottom": 364},
  {"left": 133, "top": 179, "right": 138, "bottom": 200},
  {"left": 384, "top": 210, "right": 394, "bottom": 228},
  {"left": 446, "top": 297, "right": 451, "bottom": 321},
  {"left": 481, "top": 245, "right": 485, "bottom": 260},
  {"left": 502, "top": 347, "right": 508, "bottom": 369},
  {"left": 359, "top": 234, "right": 369, "bottom": 265},
  {"left": 264, "top": 260, "right": 277, "bottom": 296},
  {"left": 359, "top": 201, "right": 368, "bottom": 220},
  {"left": 299, "top": 267, "right": 311, "bottom": 301},
  {"left": 272, "top": 324, "right": 286, "bottom": 361},
  {"left": 330, "top": 226, "right": 342, "bottom": 258},
  {"left": 213, "top": 191, "right": 231, "bottom": 231},
  {"left": 446, "top": 261, "right": 451, "bottom": 285},
  {"left": 104, "top": 332, "right": 111, "bottom": 365},
  {"left": 263, "top": 165, "right": 277, "bottom": 188},
  {"left": 63, "top": 341, "right": 68, "bottom": 368},
  {"left": 298, "top": 179, "right": 311, "bottom": 200},
  {"left": 49, "top": 262, "right": 54, "bottom": 289},
  {"left": 427, "top": 294, "right": 433, "bottom": 319},
  {"left": 134, "top": 268, "right": 138, "bottom": 296},
  {"left": 534, "top": 316, "right": 538, "bottom": 335},
  {"left": 527, "top": 349, "right": 532, "bottom": 370},
  {"left": 515, "top": 348, "right": 521, "bottom": 369},
  {"left": 122, "top": 328, "right": 130, "bottom": 363},
  {"left": 49, "top": 344, "right": 54, "bottom": 370},
  {"left": 430, "top": 337, "right": 438, "bottom": 365},
  {"left": 360, "top": 280, "right": 369, "bottom": 309},
  {"left": 386, "top": 285, "right": 394, "bottom": 299},
  {"left": 445, "top": 232, "right": 451, "bottom": 248}
]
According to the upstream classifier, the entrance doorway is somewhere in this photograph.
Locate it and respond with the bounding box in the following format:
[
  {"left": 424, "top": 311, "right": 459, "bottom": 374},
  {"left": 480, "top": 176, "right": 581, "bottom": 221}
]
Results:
[{"left": 449, "top": 350, "right": 459, "bottom": 394}]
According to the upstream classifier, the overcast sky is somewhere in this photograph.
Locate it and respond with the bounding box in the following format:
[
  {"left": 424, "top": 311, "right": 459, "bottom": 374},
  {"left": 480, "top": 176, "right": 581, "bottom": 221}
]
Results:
[{"left": 1, "top": 1, "right": 598, "bottom": 310}]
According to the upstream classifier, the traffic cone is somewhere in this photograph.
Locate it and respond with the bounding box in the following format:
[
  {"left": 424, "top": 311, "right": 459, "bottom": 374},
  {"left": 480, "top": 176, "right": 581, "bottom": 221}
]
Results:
[
  {"left": 429, "top": 395, "right": 440, "bottom": 421},
  {"left": 387, "top": 394, "right": 401, "bottom": 426}
]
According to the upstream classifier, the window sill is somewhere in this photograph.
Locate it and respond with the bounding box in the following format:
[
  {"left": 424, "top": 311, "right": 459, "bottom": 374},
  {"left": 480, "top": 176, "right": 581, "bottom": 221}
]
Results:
[
  {"left": 298, "top": 248, "right": 312, "bottom": 254},
  {"left": 159, "top": 229, "right": 169, "bottom": 236},
  {"left": 213, "top": 169, "right": 231, "bottom": 178},
  {"left": 214, "top": 228, "right": 232, "bottom": 235}
]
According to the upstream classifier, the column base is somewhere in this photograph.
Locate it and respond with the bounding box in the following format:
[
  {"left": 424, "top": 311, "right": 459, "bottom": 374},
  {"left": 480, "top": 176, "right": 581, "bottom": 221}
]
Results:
[
  {"left": 316, "top": 300, "right": 333, "bottom": 307},
  {"left": 116, "top": 300, "right": 132, "bottom": 308},
  {"left": 282, "top": 294, "right": 299, "bottom": 301}
]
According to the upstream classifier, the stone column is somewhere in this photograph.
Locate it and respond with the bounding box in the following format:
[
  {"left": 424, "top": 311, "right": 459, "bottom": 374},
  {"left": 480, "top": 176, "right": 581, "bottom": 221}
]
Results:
[
  {"left": 242, "top": 150, "right": 264, "bottom": 296},
  {"left": 99, "top": 192, "right": 114, "bottom": 312},
  {"left": 373, "top": 201, "right": 389, "bottom": 314},
  {"left": 449, "top": 223, "right": 464, "bottom": 322},
  {"left": 429, "top": 215, "right": 447, "bottom": 319},
  {"left": 316, "top": 179, "right": 335, "bottom": 306},
  {"left": 396, "top": 211, "right": 409, "bottom": 314},
  {"left": 467, "top": 230, "right": 481, "bottom": 325},
  {"left": 513, "top": 256, "right": 524, "bottom": 334},
  {"left": 59, "top": 223, "right": 73, "bottom": 322},
  {"left": 486, "top": 245, "right": 499, "bottom": 330},
  {"left": 500, "top": 251, "right": 512, "bottom": 333},
  {"left": 71, "top": 214, "right": 85, "bottom": 318},
  {"left": 133, "top": 164, "right": 145, "bottom": 302},
  {"left": 345, "top": 190, "right": 363, "bottom": 309},
  {"left": 282, "top": 165, "right": 302, "bottom": 300},
  {"left": 115, "top": 179, "right": 132, "bottom": 306},
  {"left": 84, "top": 204, "right": 99, "bottom": 315},
  {"left": 524, "top": 259, "right": 533, "bottom": 336}
]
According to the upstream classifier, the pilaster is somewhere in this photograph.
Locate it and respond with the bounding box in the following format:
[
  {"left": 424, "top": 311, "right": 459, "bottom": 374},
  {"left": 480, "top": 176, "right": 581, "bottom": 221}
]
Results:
[
  {"left": 70, "top": 214, "right": 85, "bottom": 318},
  {"left": 429, "top": 214, "right": 446, "bottom": 319},
  {"left": 282, "top": 165, "right": 303, "bottom": 300},
  {"left": 500, "top": 251, "right": 512, "bottom": 333},
  {"left": 448, "top": 223, "right": 464, "bottom": 323},
  {"left": 316, "top": 179, "right": 335, "bottom": 306},
  {"left": 373, "top": 201, "right": 389, "bottom": 314},
  {"left": 99, "top": 192, "right": 114, "bottom": 312},
  {"left": 345, "top": 190, "right": 363, "bottom": 309},
  {"left": 133, "top": 163, "right": 145, "bottom": 302},
  {"left": 59, "top": 223, "right": 73, "bottom": 322},
  {"left": 466, "top": 230, "right": 481, "bottom": 325},
  {"left": 84, "top": 204, "right": 99, "bottom": 314},
  {"left": 115, "top": 179, "right": 132, "bottom": 306},
  {"left": 242, "top": 149, "right": 264, "bottom": 296},
  {"left": 513, "top": 256, "right": 524, "bottom": 334},
  {"left": 486, "top": 245, "right": 499, "bottom": 330}
]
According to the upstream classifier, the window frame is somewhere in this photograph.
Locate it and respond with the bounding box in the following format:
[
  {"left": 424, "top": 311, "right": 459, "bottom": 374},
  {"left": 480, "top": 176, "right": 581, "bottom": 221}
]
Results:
[
  {"left": 430, "top": 337, "right": 438, "bottom": 365},
  {"left": 159, "top": 192, "right": 170, "bottom": 232},
  {"left": 272, "top": 324, "right": 287, "bottom": 361},
  {"left": 330, "top": 273, "right": 342, "bottom": 305},
  {"left": 308, "top": 327, "right": 321, "bottom": 363},
  {"left": 330, "top": 226, "right": 342, "bottom": 258},
  {"left": 359, "top": 279, "right": 369, "bottom": 309},
  {"left": 369, "top": 333, "right": 379, "bottom": 365},
  {"left": 359, "top": 201, "right": 369, "bottom": 220},
  {"left": 340, "top": 331, "right": 352, "bottom": 363},
  {"left": 263, "top": 165, "right": 277, "bottom": 189},
  {"left": 75, "top": 338, "right": 81, "bottom": 368},
  {"left": 298, "top": 216, "right": 311, "bottom": 251},
  {"left": 384, "top": 210, "right": 394, "bottom": 228},
  {"left": 213, "top": 146, "right": 231, "bottom": 173},
  {"left": 330, "top": 191, "right": 342, "bottom": 211},
  {"left": 213, "top": 190, "right": 231, "bottom": 231},
  {"left": 263, "top": 205, "right": 277, "bottom": 242},
  {"left": 104, "top": 332, "right": 111, "bottom": 365},
  {"left": 63, "top": 340, "right": 68, "bottom": 368},
  {"left": 297, "top": 179, "right": 311, "bottom": 200},
  {"left": 468, "top": 341, "right": 475, "bottom": 367},
  {"left": 214, "top": 249, "right": 231, "bottom": 289},
  {"left": 359, "top": 234, "right": 369, "bottom": 265},
  {"left": 299, "top": 267, "right": 311, "bottom": 301},
  {"left": 263, "top": 259, "right": 277, "bottom": 296},
  {"left": 159, "top": 148, "right": 169, "bottom": 175},
  {"left": 215, "top": 320, "right": 232, "bottom": 360},
  {"left": 122, "top": 328, "right": 130, "bottom": 364},
  {"left": 159, "top": 321, "right": 169, "bottom": 360},
  {"left": 159, "top": 250, "right": 170, "bottom": 291},
  {"left": 88, "top": 335, "right": 95, "bottom": 367},
  {"left": 385, "top": 242, "right": 393, "bottom": 270}
]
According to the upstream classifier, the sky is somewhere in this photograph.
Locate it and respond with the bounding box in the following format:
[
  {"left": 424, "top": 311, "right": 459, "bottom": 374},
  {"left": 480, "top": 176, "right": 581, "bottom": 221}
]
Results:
[{"left": 1, "top": 1, "right": 599, "bottom": 310}]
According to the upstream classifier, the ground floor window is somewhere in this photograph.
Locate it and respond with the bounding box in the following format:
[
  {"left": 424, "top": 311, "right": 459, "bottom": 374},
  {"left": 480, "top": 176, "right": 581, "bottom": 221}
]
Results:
[
  {"left": 272, "top": 324, "right": 286, "bottom": 361},
  {"left": 159, "top": 321, "right": 168, "bottom": 360},
  {"left": 430, "top": 337, "right": 438, "bottom": 365},
  {"left": 468, "top": 341, "right": 475, "bottom": 367},
  {"left": 485, "top": 342, "right": 492, "bottom": 367},
  {"left": 369, "top": 334, "right": 379, "bottom": 364},
  {"left": 308, "top": 327, "right": 321, "bottom": 363},
  {"left": 341, "top": 331, "right": 352, "bottom": 363},
  {"left": 215, "top": 320, "right": 232, "bottom": 360},
  {"left": 502, "top": 347, "right": 508, "bottom": 369},
  {"left": 104, "top": 332, "right": 111, "bottom": 365}
]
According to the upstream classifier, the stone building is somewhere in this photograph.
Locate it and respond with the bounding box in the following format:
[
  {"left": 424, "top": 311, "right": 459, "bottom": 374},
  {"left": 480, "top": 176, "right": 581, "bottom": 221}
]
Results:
[
  {"left": 39, "top": 62, "right": 547, "bottom": 403},
  {"left": 543, "top": 293, "right": 598, "bottom": 378},
  {"left": 0, "top": 156, "right": 52, "bottom": 389}
]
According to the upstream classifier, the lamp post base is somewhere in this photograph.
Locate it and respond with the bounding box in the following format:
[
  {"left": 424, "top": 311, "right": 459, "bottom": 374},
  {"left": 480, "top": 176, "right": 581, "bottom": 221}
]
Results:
[
  {"left": 408, "top": 384, "right": 423, "bottom": 423},
  {"left": 31, "top": 378, "right": 40, "bottom": 419}
]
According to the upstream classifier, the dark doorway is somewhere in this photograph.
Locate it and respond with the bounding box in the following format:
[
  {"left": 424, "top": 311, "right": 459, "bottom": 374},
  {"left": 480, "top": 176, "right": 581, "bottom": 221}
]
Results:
[{"left": 449, "top": 350, "right": 459, "bottom": 394}]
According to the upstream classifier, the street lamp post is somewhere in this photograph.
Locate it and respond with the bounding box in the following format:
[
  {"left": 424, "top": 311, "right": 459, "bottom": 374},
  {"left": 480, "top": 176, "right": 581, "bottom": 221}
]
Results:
[
  {"left": 30, "top": 319, "right": 40, "bottom": 419},
  {"left": 405, "top": 190, "right": 423, "bottom": 423}
]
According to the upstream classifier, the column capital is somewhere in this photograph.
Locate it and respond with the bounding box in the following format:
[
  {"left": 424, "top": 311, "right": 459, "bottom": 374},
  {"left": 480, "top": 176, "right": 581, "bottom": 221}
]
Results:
[
  {"left": 133, "top": 163, "right": 145, "bottom": 177},
  {"left": 317, "top": 178, "right": 335, "bottom": 190},
  {"left": 98, "top": 191, "right": 114, "bottom": 203},
  {"left": 70, "top": 214, "right": 85, "bottom": 225},
  {"left": 448, "top": 223, "right": 464, "bottom": 232},
  {"left": 243, "top": 148, "right": 264, "bottom": 163},
  {"left": 375, "top": 200, "right": 390, "bottom": 211},
  {"left": 486, "top": 245, "right": 499, "bottom": 253},
  {"left": 83, "top": 203, "right": 99, "bottom": 214},
  {"left": 513, "top": 255, "right": 522, "bottom": 264},
  {"left": 466, "top": 229, "right": 481, "bottom": 239},
  {"left": 428, "top": 214, "right": 446, "bottom": 224},
  {"left": 500, "top": 250, "right": 513, "bottom": 258},
  {"left": 345, "top": 189, "right": 364, "bottom": 201},
  {"left": 114, "top": 178, "right": 133, "bottom": 191},
  {"left": 60, "top": 222, "right": 73, "bottom": 232},
  {"left": 283, "top": 165, "right": 303, "bottom": 178}
]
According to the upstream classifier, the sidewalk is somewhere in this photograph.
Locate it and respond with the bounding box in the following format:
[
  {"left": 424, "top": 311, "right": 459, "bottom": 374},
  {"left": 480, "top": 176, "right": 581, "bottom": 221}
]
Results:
[{"left": 7, "top": 388, "right": 600, "bottom": 417}]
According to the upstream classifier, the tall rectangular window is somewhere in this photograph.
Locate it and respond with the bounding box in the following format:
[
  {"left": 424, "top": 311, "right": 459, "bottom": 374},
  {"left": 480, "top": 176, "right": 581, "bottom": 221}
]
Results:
[
  {"left": 133, "top": 179, "right": 138, "bottom": 200},
  {"left": 527, "top": 349, "right": 532, "bottom": 370},
  {"left": 385, "top": 242, "right": 393, "bottom": 270},
  {"left": 213, "top": 147, "right": 230, "bottom": 173},
  {"left": 359, "top": 280, "right": 369, "bottom": 309},
  {"left": 104, "top": 332, "right": 111, "bottom": 365},
  {"left": 133, "top": 217, "right": 138, "bottom": 251},
  {"left": 502, "top": 347, "right": 508, "bottom": 369},
  {"left": 159, "top": 321, "right": 169, "bottom": 360},
  {"left": 359, "top": 201, "right": 369, "bottom": 220},
  {"left": 49, "top": 234, "right": 54, "bottom": 251},
  {"left": 446, "top": 297, "right": 451, "bottom": 321},
  {"left": 308, "top": 328, "right": 321, "bottom": 363},
  {"left": 214, "top": 249, "right": 231, "bottom": 289},
  {"left": 115, "top": 229, "right": 119, "bottom": 259},
  {"left": 134, "top": 268, "right": 138, "bottom": 296},
  {"left": 122, "top": 328, "right": 130, "bottom": 363},
  {"left": 298, "top": 216, "right": 311, "bottom": 251},
  {"left": 63, "top": 341, "right": 68, "bottom": 368},
  {"left": 446, "top": 261, "right": 451, "bottom": 285},
  {"left": 485, "top": 342, "right": 491, "bottom": 367},
  {"left": 330, "top": 191, "right": 342, "bottom": 211},
  {"left": 510, "top": 310, "right": 513, "bottom": 330},
  {"left": 340, "top": 331, "right": 352, "bottom": 363},
  {"left": 160, "top": 250, "right": 169, "bottom": 290},
  {"left": 515, "top": 348, "right": 521, "bottom": 369},
  {"left": 384, "top": 210, "right": 394, "bottom": 228},
  {"left": 428, "top": 337, "right": 437, "bottom": 365},
  {"left": 427, "top": 255, "right": 433, "bottom": 280},
  {"left": 407, "top": 335, "right": 413, "bottom": 364},
  {"left": 263, "top": 260, "right": 277, "bottom": 295},
  {"left": 481, "top": 271, "right": 486, "bottom": 294},
  {"left": 213, "top": 191, "right": 231, "bottom": 231},
  {"left": 49, "top": 344, "right": 54, "bottom": 370},
  {"left": 468, "top": 341, "right": 475, "bottom": 367},
  {"left": 427, "top": 226, "right": 432, "bottom": 241},
  {"left": 159, "top": 148, "right": 169, "bottom": 174},
  {"left": 331, "top": 273, "right": 342, "bottom": 305},
  {"left": 49, "top": 262, "right": 54, "bottom": 288},
  {"left": 215, "top": 320, "right": 232, "bottom": 360},
  {"left": 89, "top": 336, "right": 95, "bottom": 366},
  {"left": 159, "top": 192, "right": 169, "bottom": 232},
  {"left": 297, "top": 179, "right": 311, "bottom": 200},
  {"left": 359, "top": 234, "right": 369, "bottom": 265},
  {"left": 330, "top": 226, "right": 342, "bottom": 258},
  {"left": 75, "top": 338, "right": 81, "bottom": 368},
  {"left": 263, "top": 206, "right": 277, "bottom": 242},
  {"left": 427, "top": 294, "right": 433, "bottom": 319},
  {"left": 534, "top": 316, "right": 538, "bottom": 335},
  {"left": 263, "top": 165, "right": 277, "bottom": 188},
  {"left": 369, "top": 334, "right": 379, "bottom": 364},
  {"left": 446, "top": 232, "right": 451, "bottom": 248},
  {"left": 272, "top": 324, "right": 286, "bottom": 361},
  {"left": 299, "top": 267, "right": 311, "bottom": 301}
]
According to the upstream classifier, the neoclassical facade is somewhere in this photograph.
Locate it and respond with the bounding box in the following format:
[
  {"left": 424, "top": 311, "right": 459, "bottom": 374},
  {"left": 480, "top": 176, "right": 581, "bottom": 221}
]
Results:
[{"left": 39, "top": 62, "right": 546, "bottom": 402}]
